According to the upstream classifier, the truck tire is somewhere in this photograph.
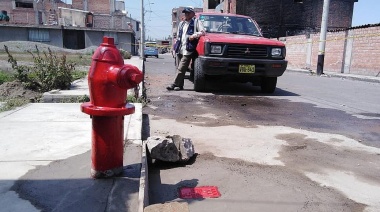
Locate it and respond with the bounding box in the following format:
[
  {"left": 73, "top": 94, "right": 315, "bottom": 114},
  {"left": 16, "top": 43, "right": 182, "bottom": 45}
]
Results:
[
  {"left": 193, "top": 58, "right": 206, "bottom": 92},
  {"left": 261, "top": 77, "right": 277, "bottom": 93}
]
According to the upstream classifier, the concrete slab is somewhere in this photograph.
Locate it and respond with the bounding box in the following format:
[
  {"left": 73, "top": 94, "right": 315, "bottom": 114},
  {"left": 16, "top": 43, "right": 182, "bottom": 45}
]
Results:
[{"left": 0, "top": 102, "right": 144, "bottom": 212}]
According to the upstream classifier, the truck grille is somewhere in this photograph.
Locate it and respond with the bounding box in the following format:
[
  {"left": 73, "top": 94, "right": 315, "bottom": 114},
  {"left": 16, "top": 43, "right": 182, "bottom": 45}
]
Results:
[{"left": 227, "top": 45, "right": 268, "bottom": 58}]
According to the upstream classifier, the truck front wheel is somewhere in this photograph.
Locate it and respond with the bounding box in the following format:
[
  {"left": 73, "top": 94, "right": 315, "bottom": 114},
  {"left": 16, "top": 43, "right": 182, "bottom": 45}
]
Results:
[
  {"left": 261, "top": 77, "right": 277, "bottom": 93},
  {"left": 193, "top": 58, "right": 206, "bottom": 92}
]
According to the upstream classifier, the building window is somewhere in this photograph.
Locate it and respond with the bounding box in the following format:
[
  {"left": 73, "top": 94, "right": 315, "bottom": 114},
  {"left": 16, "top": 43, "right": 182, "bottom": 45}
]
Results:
[
  {"left": 29, "top": 29, "right": 50, "bottom": 42},
  {"left": 104, "top": 32, "right": 118, "bottom": 44},
  {"left": 15, "top": 1, "right": 34, "bottom": 8}
]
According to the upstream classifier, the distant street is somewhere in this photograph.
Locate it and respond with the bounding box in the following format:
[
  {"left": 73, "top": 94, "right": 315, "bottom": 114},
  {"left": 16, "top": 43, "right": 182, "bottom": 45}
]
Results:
[{"left": 143, "top": 54, "right": 380, "bottom": 211}]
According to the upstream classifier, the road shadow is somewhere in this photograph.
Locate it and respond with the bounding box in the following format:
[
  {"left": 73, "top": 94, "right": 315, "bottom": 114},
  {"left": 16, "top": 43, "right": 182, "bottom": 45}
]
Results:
[
  {"left": 181, "top": 74, "right": 299, "bottom": 97},
  {"left": 205, "top": 81, "right": 299, "bottom": 97},
  {"left": 9, "top": 151, "right": 140, "bottom": 212},
  {"left": 148, "top": 157, "right": 207, "bottom": 205}
]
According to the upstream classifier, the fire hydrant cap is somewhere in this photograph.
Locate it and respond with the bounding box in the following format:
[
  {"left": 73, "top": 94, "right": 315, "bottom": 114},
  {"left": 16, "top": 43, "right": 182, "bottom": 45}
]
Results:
[{"left": 103, "top": 37, "right": 115, "bottom": 45}]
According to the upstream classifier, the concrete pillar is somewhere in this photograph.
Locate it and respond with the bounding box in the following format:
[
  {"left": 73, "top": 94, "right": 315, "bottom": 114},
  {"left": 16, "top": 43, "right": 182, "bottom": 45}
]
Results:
[
  {"left": 34, "top": 0, "right": 39, "bottom": 25},
  {"left": 110, "top": 0, "right": 115, "bottom": 13},
  {"left": 110, "top": 16, "right": 114, "bottom": 28},
  {"left": 84, "top": 0, "right": 88, "bottom": 11},
  {"left": 342, "top": 30, "right": 354, "bottom": 74},
  {"left": 306, "top": 38, "right": 313, "bottom": 69},
  {"left": 204, "top": 0, "right": 208, "bottom": 12}
]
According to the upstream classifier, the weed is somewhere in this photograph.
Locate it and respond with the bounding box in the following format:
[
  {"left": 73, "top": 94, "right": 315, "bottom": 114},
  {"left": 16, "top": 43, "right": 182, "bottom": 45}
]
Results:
[
  {"left": 5, "top": 45, "right": 76, "bottom": 92},
  {"left": 0, "top": 97, "right": 30, "bottom": 112},
  {"left": 0, "top": 70, "right": 14, "bottom": 84},
  {"left": 119, "top": 49, "right": 132, "bottom": 59},
  {"left": 127, "top": 93, "right": 148, "bottom": 107}
]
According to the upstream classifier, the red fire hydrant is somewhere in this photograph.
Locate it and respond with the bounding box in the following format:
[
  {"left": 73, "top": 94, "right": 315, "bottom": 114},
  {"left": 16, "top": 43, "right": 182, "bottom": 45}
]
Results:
[{"left": 81, "top": 37, "right": 143, "bottom": 178}]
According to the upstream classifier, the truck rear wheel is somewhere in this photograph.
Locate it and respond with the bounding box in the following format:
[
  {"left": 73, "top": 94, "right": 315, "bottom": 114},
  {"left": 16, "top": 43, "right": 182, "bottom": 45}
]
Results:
[
  {"left": 194, "top": 58, "right": 206, "bottom": 92},
  {"left": 261, "top": 77, "right": 277, "bottom": 93}
]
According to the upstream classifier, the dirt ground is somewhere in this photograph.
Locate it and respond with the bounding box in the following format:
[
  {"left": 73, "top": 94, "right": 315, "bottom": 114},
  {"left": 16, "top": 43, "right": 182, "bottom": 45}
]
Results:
[
  {"left": 0, "top": 81, "right": 41, "bottom": 101},
  {"left": 0, "top": 58, "right": 41, "bottom": 101}
]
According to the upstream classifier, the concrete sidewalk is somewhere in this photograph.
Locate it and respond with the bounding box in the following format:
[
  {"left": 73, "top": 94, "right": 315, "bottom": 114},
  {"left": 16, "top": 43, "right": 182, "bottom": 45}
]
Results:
[{"left": 0, "top": 56, "right": 147, "bottom": 212}]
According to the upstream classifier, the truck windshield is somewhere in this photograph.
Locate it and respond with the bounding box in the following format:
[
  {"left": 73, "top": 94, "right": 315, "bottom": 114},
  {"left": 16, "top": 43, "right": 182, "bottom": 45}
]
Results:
[
  {"left": 199, "top": 15, "right": 262, "bottom": 36},
  {"left": 145, "top": 42, "right": 157, "bottom": 48}
]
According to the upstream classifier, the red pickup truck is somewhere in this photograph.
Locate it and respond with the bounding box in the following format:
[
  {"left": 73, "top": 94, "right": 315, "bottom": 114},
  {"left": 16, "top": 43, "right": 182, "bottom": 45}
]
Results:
[{"left": 192, "top": 12, "right": 287, "bottom": 93}]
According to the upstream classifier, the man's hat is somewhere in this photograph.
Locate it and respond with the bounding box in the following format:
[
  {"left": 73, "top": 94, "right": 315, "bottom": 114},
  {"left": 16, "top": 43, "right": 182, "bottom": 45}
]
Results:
[{"left": 182, "top": 6, "right": 195, "bottom": 13}]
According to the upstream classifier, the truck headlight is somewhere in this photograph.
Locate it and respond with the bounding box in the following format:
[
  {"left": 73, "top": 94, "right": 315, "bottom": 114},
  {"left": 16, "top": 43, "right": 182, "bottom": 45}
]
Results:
[
  {"left": 271, "top": 48, "right": 282, "bottom": 57},
  {"left": 210, "top": 45, "right": 222, "bottom": 54}
]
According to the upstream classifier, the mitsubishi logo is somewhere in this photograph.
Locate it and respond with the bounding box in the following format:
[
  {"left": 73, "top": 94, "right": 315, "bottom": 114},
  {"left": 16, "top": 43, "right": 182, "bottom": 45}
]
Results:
[{"left": 244, "top": 48, "right": 250, "bottom": 54}]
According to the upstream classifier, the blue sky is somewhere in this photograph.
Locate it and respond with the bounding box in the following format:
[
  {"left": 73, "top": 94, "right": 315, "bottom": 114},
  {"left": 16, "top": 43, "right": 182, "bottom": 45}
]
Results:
[{"left": 352, "top": 0, "right": 379, "bottom": 26}]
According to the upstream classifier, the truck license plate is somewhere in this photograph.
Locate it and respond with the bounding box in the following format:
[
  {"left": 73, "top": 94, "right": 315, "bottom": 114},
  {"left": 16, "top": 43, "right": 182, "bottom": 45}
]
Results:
[{"left": 239, "top": 65, "right": 255, "bottom": 73}]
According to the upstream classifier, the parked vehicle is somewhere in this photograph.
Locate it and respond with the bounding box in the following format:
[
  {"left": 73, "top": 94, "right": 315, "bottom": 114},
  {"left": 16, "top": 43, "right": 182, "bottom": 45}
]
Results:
[
  {"left": 144, "top": 42, "right": 159, "bottom": 58},
  {"left": 192, "top": 12, "right": 287, "bottom": 93}
]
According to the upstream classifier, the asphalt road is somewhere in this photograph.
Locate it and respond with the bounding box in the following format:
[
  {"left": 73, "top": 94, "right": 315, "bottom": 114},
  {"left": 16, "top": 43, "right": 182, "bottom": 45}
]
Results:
[{"left": 143, "top": 54, "right": 380, "bottom": 211}]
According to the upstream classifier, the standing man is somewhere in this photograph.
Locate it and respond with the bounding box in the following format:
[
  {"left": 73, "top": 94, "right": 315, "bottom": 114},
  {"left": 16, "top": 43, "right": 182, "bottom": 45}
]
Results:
[{"left": 166, "top": 6, "right": 205, "bottom": 91}]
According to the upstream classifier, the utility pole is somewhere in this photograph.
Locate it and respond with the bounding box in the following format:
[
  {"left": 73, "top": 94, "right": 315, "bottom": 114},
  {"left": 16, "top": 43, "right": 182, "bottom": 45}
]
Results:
[
  {"left": 140, "top": 0, "right": 145, "bottom": 59},
  {"left": 317, "top": 0, "right": 330, "bottom": 76}
]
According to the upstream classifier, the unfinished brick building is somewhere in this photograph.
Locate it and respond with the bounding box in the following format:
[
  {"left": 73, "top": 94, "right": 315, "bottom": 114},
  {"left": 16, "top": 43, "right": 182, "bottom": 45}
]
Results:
[
  {"left": 203, "top": 0, "right": 358, "bottom": 38},
  {"left": 0, "top": 0, "right": 140, "bottom": 53}
]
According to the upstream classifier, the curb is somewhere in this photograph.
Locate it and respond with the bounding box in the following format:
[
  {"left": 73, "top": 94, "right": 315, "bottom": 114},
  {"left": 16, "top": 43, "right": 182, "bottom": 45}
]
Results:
[
  {"left": 286, "top": 68, "right": 380, "bottom": 84},
  {"left": 138, "top": 57, "right": 147, "bottom": 212},
  {"left": 138, "top": 141, "right": 149, "bottom": 212}
]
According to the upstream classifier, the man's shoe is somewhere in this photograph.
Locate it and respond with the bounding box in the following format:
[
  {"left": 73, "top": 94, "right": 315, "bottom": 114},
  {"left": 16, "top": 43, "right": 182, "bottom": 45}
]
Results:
[
  {"left": 166, "top": 84, "right": 176, "bottom": 90},
  {"left": 174, "top": 86, "right": 184, "bottom": 91}
]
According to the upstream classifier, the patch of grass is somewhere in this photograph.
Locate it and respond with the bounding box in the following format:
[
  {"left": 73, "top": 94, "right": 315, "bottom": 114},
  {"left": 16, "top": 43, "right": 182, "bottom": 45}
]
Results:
[
  {"left": 127, "top": 94, "right": 148, "bottom": 107},
  {"left": 0, "top": 97, "right": 30, "bottom": 112},
  {"left": 58, "top": 95, "right": 90, "bottom": 103},
  {"left": 0, "top": 70, "right": 14, "bottom": 84},
  {"left": 71, "top": 70, "right": 88, "bottom": 81},
  {"left": 66, "top": 54, "right": 92, "bottom": 66},
  {"left": 119, "top": 49, "right": 132, "bottom": 59}
]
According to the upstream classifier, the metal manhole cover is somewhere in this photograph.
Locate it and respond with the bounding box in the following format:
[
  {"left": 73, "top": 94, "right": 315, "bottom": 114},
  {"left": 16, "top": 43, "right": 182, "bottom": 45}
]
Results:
[{"left": 179, "top": 186, "right": 221, "bottom": 199}]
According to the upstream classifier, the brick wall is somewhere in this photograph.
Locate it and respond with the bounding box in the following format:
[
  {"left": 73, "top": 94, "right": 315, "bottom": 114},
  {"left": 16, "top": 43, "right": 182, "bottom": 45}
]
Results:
[
  {"left": 10, "top": 9, "right": 36, "bottom": 25},
  {"left": 72, "top": 0, "right": 84, "bottom": 10},
  {"left": 1, "top": 0, "right": 133, "bottom": 30},
  {"left": 235, "top": 0, "right": 356, "bottom": 38},
  {"left": 87, "top": 0, "right": 110, "bottom": 14},
  {"left": 281, "top": 35, "right": 307, "bottom": 69},
  {"left": 311, "top": 32, "right": 346, "bottom": 73},
  {"left": 1, "top": 1, "right": 34, "bottom": 24},
  {"left": 284, "top": 25, "right": 380, "bottom": 77},
  {"left": 93, "top": 15, "right": 112, "bottom": 29},
  {"left": 350, "top": 26, "right": 380, "bottom": 76},
  {"left": 72, "top": 0, "right": 110, "bottom": 13},
  {"left": 0, "top": 2, "right": 12, "bottom": 13}
]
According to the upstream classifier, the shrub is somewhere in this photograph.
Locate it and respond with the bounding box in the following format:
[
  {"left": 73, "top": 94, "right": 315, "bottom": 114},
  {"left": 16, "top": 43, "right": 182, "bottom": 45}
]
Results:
[
  {"left": 119, "top": 49, "right": 132, "bottom": 59},
  {"left": 5, "top": 45, "right": 76, "bottom": 92}
]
